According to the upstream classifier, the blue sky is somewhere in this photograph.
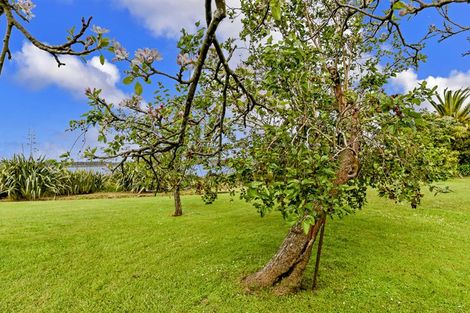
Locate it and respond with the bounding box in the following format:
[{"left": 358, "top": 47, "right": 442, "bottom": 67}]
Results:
[{"left": 0, "top": 0, "right": 469, "bottom": 159}]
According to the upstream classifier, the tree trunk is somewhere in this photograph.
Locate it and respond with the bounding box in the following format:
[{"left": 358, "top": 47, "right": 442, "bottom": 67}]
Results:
[
  {"left": 243, "top": 215, "right": 326, "bottom": 295},
  {"left": 173, "top": 186, "right": 183, "bottom": 217}
]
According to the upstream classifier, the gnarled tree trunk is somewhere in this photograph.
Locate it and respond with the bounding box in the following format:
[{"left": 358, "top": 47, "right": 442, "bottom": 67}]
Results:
[
  {"left": 243, "top": 215, "right": 326, "bottom": 295},
  {"left": 173, "top": 185, "right": 183, "bottom": 217}
]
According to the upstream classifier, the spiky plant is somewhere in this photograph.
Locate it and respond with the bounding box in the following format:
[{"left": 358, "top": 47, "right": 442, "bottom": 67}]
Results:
[
  {"left": 0, "top": 155, "right": 69, "bottom": 200},
  {"left": 109, "top": 162, "right": 159, "bottom": 193},
  {"left": 429, "top": 88, "right": 470, "bottom": 125},
  {"left": 67, "top": 170, "right": 106, "bottom": 195}
]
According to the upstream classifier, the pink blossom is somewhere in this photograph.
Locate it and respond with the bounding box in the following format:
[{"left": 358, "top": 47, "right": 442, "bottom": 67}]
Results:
[
  {"left": 177, "top": 54, "right": 189, "bottom": 66},
  {"left": 85, "top": 36, "right": 95, "bottom": 48},
  {"left": 147, "top": 106, "right": 159, "bottom": 119}
]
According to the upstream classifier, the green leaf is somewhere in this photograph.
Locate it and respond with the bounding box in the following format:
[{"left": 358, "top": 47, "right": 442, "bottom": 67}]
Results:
[
  {"left": 99, "top": 55, "right": 105, "bottom": 65},
  {"left": 135, "top": 81, "right": 143, "bottom": 96},
  {"left": 123, "top": 76, "right": 134, "bottom": 85},
  {"left": 270, "top": 0, "right": 282, "bottom": 21},
  {"left": 302, "top": 220, "right": 311, "bottom": 234},
  {"left": 392, "top": 1, "right": 407, "bottom": 10}
]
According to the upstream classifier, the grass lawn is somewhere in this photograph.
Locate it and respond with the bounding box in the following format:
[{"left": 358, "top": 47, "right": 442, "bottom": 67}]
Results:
[{"left": 0, "top": 178, "right": 469, "bottom": 312}]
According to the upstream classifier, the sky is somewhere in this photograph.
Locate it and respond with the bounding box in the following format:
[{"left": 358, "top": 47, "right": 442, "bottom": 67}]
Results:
[{"left": 0, "top": 0, "right": 469, "bottom": 160}]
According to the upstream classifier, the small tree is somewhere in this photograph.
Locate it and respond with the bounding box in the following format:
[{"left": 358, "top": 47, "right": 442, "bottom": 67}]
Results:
[
  {"left": 72, "top": 87, "right": 219, "bottom": 216},
  {"left": 143, "top": 151, "right": 196, "bottom": 217}
]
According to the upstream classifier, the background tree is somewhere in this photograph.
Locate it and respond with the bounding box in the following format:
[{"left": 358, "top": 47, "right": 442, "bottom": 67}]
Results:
[
  {"left": 140, "top": 150, "right": 197, "bottom": 217},
  {"left": 72, "top": 86, "right": 220, "bottom": 216}
]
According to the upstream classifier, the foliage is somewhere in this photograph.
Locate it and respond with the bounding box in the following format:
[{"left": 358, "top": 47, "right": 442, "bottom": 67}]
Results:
[
  {"left": 1, "top": 178, "right": 469, "bottom": 312},
  {"left": 452, "top": 125, "right": 470, "bottom": 165},
  {"left": 0, "top": 154, "right": 212, "bottom": 200},
  {"left": 428, "top": 114, "right": 470, "bottom": 168},
  {"left": 226, "top": 1, "right": 458, "bottom": 227},
  {"left": 459, "top": 163, "right": 470, "bottom": 176}
]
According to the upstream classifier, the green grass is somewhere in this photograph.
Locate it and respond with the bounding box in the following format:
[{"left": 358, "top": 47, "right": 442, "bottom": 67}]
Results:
[{"left": 0, "top": 178, "right": 469, "bottom": 312}]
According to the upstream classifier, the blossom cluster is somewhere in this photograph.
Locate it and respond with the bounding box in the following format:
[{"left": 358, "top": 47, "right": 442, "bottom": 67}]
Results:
[
  {"left": 120, "top": 95, "right": 143, "bottom": 109},
  {"left": 112, "top": 41, "right": 129, "bottom": 61},
  {"left": 176, "top": 53, "right": 198, "bottom": 67},
  {"left": 92, "top": 25, "right": 109, "bottom": 35},
  {"left": 132, "top": 48, "right": 162, "bottom": 66},
  {"left": 14, "top": 0, "right": 36, "bottom": 20}
]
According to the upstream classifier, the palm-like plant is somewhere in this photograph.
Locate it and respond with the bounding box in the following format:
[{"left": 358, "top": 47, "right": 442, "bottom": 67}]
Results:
[{"left": 429, "top": 88, "right": 470, "bottom": 124}]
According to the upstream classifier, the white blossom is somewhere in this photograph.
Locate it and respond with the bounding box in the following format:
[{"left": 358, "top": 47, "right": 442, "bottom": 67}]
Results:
[
  {"left": 15, "top": 0, "right": 36, "bottom": 20},
  {"left": 92, "top": 25, "right": 110, "bottom": 35},
  {"left": 112, "top": 41, "right": 129, "bottom": 61},
  {"left": 132, "top": 48, "right": 162, "bottom": 66}
]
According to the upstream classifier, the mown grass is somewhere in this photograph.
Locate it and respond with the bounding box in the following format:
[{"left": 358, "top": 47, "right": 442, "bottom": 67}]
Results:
[{"left": 0, "top": 178, "right": 469, "bottom": 312}]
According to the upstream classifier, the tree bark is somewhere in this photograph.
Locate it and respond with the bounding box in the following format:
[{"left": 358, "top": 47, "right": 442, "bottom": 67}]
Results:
[
  {"left": 243, "top": 215, "right": 326, "bottom": 295},
  {"left": 173, "top": 185, "right": 183, "bottom": 217}
]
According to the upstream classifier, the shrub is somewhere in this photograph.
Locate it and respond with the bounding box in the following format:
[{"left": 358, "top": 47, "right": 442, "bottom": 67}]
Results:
[{"left": 459, "top": 164, "right": 470, "bottom": 177}]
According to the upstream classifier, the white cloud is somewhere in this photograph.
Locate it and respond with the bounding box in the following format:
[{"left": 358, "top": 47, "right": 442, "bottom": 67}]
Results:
[
  {"left": 390, "top": 68, "right": 470, "bottom": 94},
  {"left": 14, "top": 43, "right": 126, "bottom": 103},
  {"left": 114, "top": 0, "right": 242, "bottom": 39}
]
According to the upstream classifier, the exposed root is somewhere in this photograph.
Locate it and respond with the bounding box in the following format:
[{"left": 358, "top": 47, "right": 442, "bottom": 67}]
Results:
[{"left": 242, "top": 216, "right": 325, "bottom": 295}]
